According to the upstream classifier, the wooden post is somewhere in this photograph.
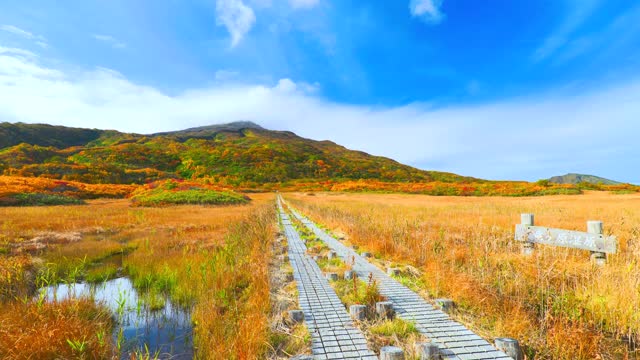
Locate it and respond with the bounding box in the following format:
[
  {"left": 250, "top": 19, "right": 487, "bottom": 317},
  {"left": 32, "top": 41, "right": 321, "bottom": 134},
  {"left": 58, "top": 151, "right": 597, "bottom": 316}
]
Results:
[
  {"left": 376, "top": 301, "right": 395, "bottom": 319},
  {"left": 415, "top": 342, "right": 442, "bottom": 359},
  {"left": 344, "top": 270, "right": 355, "bottom": 280},
  {"left": 494, "top": 338, "right": 523, "bottom": 360},
  {"left": 588, "top": 220, "right": 607, "bottom": 266},
  {"left": 434, "top": 298, "right": 455, "bottom": 314},
  {"left": 350, "top": 304, "right": 367, "bottom": 321},
  {"left": 325, "top": 272, "right": 339, "bottom": 281},
  {"left": 387, "top": 268, "right": 401, "bottom": 276},
  {"left": 288, "top": 310, "right": 304, "bottom": 324},
  {"left": 380, "top": 346, "right": 405, "bottom": 360},
  {"left": 521, "top": 213, "right": 535, "bottom": 255}
]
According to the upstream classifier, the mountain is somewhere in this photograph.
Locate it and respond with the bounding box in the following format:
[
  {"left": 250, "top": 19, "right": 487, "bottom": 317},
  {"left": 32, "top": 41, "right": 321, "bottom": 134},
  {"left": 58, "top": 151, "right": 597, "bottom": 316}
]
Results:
[
  {"left": 0, "top": 122, "right": 110, "bottom": 149},
  {"left": 154, "top": 121, "right": 264, "bottom": 140},
  {"left": 548, "top": 173, "right": 621, "bottom": 185},
  {"left": 0, "top": 121, "right": 478, "bottom": 186}
]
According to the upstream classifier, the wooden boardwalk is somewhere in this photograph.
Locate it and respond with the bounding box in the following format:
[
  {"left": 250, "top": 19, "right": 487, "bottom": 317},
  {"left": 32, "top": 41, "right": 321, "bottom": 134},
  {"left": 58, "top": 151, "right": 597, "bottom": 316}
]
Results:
[
  {"left": 278, "top": 200, "right": 378, "bottom": 360},
  {"left": 286, "top": 203, "right": 512, "bottom": 360}
]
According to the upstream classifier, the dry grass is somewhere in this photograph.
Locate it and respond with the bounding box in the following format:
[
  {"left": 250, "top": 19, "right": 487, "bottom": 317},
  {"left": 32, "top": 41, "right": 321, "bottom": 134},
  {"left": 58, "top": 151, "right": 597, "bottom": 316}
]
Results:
[
  {"left": 0, "top": 194, "right": 277, "bottom": 359},
  {"left": 0, "top": 298, "right": 114, "bottom": 359},
  {"left": 266, "top": 231, "right": 312, "bottom": 359},
  {"left": 286, "top": 191, "right": 640, "bottom": 359}
]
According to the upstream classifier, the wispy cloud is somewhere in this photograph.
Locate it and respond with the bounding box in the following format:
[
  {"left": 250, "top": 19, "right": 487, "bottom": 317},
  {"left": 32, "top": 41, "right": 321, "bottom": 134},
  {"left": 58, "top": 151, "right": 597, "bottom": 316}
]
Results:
[
  {"left": 0, "top": 46, "right": 37, "bottom": 58},
  {"left": 533, "top": 0, "right": 601, "bottom": 62},
  {"left": 1, "top": 25, "right": 36, "bottom": 39},
  {"left": 216, "top": 0, "right": 256, "bottom": 47},
  {"left": 289, "top": 0, "right": 320, "bottom": 10},
  {"left": 550, "top": 4, "right": 640, "bottom": 66},
  {"left": 1, "top": 47, "right": 639, "bottom": 182},
  {"left": 92, "top": 34, "right": 126, "bottom": 49},
  {"left": 409, "top": 0, "right": 444, "bottom": 24},
  {"left": 1, "top": 24, "right": 48, "bottom": 48}
]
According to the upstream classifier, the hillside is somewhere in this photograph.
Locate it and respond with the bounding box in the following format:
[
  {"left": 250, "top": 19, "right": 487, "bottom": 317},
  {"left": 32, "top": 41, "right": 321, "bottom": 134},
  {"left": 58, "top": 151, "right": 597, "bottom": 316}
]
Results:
[
  {"left": 0, "top": 121, "right": 478, "bottom": 186},
  {"left": 0, "top": 122, "right": 105, "bottom": 149},
  {"left": 548, "top": 173, "right": 621, "bottom": 185}
]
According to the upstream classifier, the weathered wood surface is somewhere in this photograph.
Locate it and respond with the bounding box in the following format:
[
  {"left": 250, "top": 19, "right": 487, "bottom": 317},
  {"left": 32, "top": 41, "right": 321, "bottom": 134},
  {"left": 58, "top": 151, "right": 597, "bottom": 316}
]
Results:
[{"left": 515, "top": 224, "right": 617, "bottom": 254}]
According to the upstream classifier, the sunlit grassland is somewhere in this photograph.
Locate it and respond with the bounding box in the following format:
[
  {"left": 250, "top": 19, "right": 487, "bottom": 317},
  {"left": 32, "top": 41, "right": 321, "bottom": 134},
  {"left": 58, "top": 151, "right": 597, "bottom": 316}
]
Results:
[
  {"left": 0, "top": 298, "right": 114, "bottom": 359},
  {"left": 0, "top": 194, "right": 276, "bottom": 359},
  {"left": 286, "top": 191, "right": 640, "bottom": 359},
  {"left": 302, "top": 207, "right": 424, "bottom": 359}
]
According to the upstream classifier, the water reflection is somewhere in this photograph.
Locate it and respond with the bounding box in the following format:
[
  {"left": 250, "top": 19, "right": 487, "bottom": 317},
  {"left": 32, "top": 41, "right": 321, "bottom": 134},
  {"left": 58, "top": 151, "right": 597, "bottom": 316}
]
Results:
[{"left": 41, "top": 277, "right": 193, "bottom": 359}]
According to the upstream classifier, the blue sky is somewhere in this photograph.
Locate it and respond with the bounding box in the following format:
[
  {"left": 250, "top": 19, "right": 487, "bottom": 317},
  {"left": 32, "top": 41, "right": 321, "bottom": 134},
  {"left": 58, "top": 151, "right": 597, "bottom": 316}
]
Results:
[{"left": 1, "top": 0, "right": 639, "bottom": 183}]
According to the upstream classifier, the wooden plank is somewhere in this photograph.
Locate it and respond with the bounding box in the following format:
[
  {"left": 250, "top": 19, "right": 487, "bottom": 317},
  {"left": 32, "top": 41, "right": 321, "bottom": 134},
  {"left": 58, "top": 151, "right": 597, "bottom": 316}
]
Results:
[{"left": 515, "top": 224, "right": 617, "bottom": 254}]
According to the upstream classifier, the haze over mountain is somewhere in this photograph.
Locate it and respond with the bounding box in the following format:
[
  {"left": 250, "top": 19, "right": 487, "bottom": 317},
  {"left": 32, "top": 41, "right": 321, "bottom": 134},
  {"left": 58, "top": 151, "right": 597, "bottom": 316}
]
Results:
[
  {"left": 548, "top": 173, "right": 622, "bottom": 186},
  {"left": 0, "top": 121, "right": 477, "bottom": 185}
]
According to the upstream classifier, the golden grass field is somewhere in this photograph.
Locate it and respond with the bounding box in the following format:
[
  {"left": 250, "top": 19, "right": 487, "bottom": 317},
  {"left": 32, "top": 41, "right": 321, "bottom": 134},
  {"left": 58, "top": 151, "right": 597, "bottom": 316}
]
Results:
[
  {"left": 285, "top": 191, "right": 640, "bottom": 359},
  {"left": 0, "top": 194, "right": 276, "bottom": 359},
  {"left": 2, "top": 190, "right": 640, "bottom": 359}
]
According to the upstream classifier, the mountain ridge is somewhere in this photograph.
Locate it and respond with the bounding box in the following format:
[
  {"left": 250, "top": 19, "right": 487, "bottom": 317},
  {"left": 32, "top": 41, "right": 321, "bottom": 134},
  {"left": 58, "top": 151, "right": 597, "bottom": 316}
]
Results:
[
  {"left": 548, "top": 173, "right": 621, "bottom": 185},
  {"left": 0, "top": 121, "right": 479, "bottom": 185}
]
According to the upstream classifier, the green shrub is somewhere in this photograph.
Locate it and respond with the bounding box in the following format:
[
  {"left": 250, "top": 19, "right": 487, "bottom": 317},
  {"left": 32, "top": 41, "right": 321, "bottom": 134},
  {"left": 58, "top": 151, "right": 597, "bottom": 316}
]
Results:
[
  {"left": 131, "top": 188, "right": 249, "bottom": 207},
  {"left": 4, "top": 193, "right": 85, "bottom": 206}
]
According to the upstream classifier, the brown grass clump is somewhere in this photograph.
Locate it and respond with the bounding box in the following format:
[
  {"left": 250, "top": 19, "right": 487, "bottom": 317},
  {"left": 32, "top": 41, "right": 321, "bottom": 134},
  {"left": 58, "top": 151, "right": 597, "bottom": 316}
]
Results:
[
  {"left": 191, "top": 205, "right": 275, "bottom": 359},
  {"left": 0, "top": 255, "right": 36, "bottom": 301},
  {"left": 0, "top": 298, "right": 113, "bottom": 359},
  {"left": 0, "top": 194, "right": 277, "bottom": 359},
  {"left": 286, "top": 191, "right": 640, "bottom": 359}
]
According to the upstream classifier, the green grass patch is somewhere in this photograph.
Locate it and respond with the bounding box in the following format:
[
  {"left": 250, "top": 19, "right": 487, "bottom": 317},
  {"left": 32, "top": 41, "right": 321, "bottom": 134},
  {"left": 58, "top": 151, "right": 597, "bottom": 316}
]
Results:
[
  {"left": 140, "top": 290, "right": 167, "bottom": 311},
  {"left": 389, "top": 270, "right": 428, "bottom": 293},
  {"left": 2, "top": 193, "right": 85, "bottom": 207},
  {"left": 84, "top": 263, "right": 119, "bottom": 283},
  {"left": 269, "top": 323, "right": 311, "bottom": 356},
  {"left": 131, "top": 188, "right": 249, "bottom": 207},
  {"left": 369, "top": 318, "right": 419, "bottom": 339},
  {"left": 316, "top": 257, "right": 348, "bottom": 273},
  {"left": 41, "top": 243, "right": 135, "bottom": 286},
  {"left": 333, "top": 277, "right": 385, "bottom": 310}
]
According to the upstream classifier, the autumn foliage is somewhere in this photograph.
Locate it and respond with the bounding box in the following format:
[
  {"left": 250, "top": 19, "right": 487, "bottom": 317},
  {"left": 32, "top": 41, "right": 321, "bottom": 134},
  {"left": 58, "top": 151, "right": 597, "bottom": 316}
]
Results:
[{"left": 0, "top": 176, "right": 136, "bottom": 204}]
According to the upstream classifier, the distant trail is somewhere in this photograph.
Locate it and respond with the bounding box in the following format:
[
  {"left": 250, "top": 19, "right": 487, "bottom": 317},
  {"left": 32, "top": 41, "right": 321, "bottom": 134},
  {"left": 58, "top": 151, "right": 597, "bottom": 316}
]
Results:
[
  {"left": 277, "top": 199, "right": 378, "bottom": 360},
  {"left": 286, "top": 201, "right": 512, "bottom": 360}
]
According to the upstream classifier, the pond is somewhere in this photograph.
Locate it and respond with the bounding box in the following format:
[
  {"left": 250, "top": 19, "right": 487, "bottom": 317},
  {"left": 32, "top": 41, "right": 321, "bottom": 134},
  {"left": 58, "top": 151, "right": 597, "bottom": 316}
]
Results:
[{"left": 41, "top": 277, "right": 193, "bottom": 359}]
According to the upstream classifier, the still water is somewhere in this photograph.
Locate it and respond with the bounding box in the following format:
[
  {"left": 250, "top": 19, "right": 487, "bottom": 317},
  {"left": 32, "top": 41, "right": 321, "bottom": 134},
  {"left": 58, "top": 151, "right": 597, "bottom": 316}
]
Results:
[{"left": 41, "top": 277, "right": 193, "bottom": 359}]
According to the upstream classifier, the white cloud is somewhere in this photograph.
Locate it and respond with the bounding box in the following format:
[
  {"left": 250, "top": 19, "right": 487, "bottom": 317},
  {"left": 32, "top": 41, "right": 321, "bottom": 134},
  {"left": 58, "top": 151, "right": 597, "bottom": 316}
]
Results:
[
  {"left": 92, "top": 34, "right": 126, "bottom": 49},
  {"left": 533, "top": 0, "right": 601, "bottom": 62},
  {"left": 1, "top": 24, "right": 49, "bottom": 48},
  {"left": 274, "top": 78, "right": 297, "bottom": 92},
  {"left": 289, "top": 0, "right": 319, "bottom": 10},
  {"left": 1, "top": 25, "right": 36, "bottom": 39},
  {"left": 0, "top": 46, "right": 37, "bottom": 58},
  {"left": 216, "top": 0, "right": 256, "bottom": 47},
  {"left": 0, "top": 47, "right": 639, "bottom": 182},
  {"left": 409, "top": 0, "right": 444, "bottom": 24}
]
